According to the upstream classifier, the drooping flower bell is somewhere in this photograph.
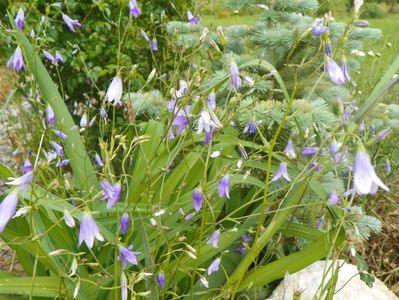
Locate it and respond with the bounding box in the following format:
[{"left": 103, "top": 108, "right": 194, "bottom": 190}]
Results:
[
  {"left": 105, "top": 76, "right": 123, "bottom": 106},
  {"left": 62, "top": 14, "right": 81, "bottom": 33},
  {"left": 329, "top": 140, "right": 342, "bottom": 163},
  {"left": 192, "top": 188, "right": 204, "bottom": 212},
  {"left": 230, "top": 60, "right": 242, "bottom": 90},
  {"left": 46, "top": 105, "right": 56, "bottom": 127},
  {"left": 51, "top": 141, "right": 64, "bottom": 156},
  {"left": 43, "top": 51, "right": 56, "bottom": 63},
  {"left": 271, "top": 162, "right": 291, "bottom": 182},
  {"left": 100, "top": 180, "right": 122, "bottom": 208},
  {"left": 312, "top": 19, "right": 328, "bottom": 37},
  {"left": 157, "top": 272, "right": 166, "bottom": 289},
  {"left": 56, "top": 159, "right": 70, "bottom": 167},
  {"left": 284, "top": 139, "right": 296, "bottom": 159},
  {"left": 129, "top": 0, "right": 141, "bottom": 18},
  {"left": 352, "top": 148, "right": 389, "bottom": 195},
  {"left": 0, "top": 191, "right": 19, "bottom": 233},
  {"left": 55, "top": 52, "right": 64, "bottom": 63},
  {"left": 7, "top": 47, "right": 25, "bottom": 71},
  {"left": 140, "top": 30, "right": 150, "bottom": 42},
  {"left": 218, "top": 175, "right": 230, "bottom": 199},
  {"left": 328, "top": 192, "right": 340, "bottom": 205},
  {"left": 120, "top": 213, "right": 130, "bottom": 235},
  {"left": 326, "top": 57, "right": 348, "bottom": 86},
  {"left": 53, "top": 130, "right": 68, "bottom": 140},
  {"left": 22, "top": 159, "right": 33, "bottom": 173},
  {"left": 7, "top": 171, "right": 33, "bottom": 190},
  {"left": 187, "top": 10, "right": 200, "bottom": 25},
  {"left": 79, "top": 212, "right": 104, "bottom": 248},
  {"left": 207, "top": 230, "right": 220, "bottom": 248},
  {"left": 197, "top": 111, "right": 222, "bottom": 134},
  {"left": 151, "top": 39, "right": 158, "bottom": 51},
  {"left": 15, "top": 8, "right": 25, "bottom": 30},
  {"left": 243, "top": 121, "right": 260, "bottom": 135},
  {"left": 94, "top": 153, "right": 104, "bottom": 168},
  {"left": 119, "top": 245, "right": 140, "bottom": 269},
  {"left": 207, "top": 257, "right": 221, "bottom": 275},
  {"left": 63, "top": 209, "right": 75, "bottom": 228},
  {"left": 301, "top": 147, "right": 318, "bottom": 157}
]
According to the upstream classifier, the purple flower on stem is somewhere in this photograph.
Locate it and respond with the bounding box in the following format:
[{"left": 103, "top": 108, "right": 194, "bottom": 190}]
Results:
[
  {"left": 94, "top": 153, "right": 104, "bottom": 168},
  {"left": 207, "top": 257, "right": 221, "bottom": 275},
  {"left": 326, "top": 57, "right": 348, "bottom": 86},
  {"left": 218, "top": 175, "right": 230, "bottom": 199},
  {"left": 341, "top": 59, "right": 350, "bottom": 82},
  {"left": 22, "top": 159, "right": 33, "bottom": 173},
  {"left": 100, "top": 180, "right": 122, "bottom": 209},
  {"left": 375, "top": 128, "right": 392, "bottom": 142},
  {"left": 7, "top": 171, "right": 33, "bottom": 190},
  {"left": 192, "top": 188, "right": 204, "bottom": 212},
  {"left": 208, "top": 92, "right": 216, "bottom": 110},
  {"left": 7, "top": 47, "right": 25, "bottom": 71},
  {"left": 51, "top": 141, "right": 64, "bottom": 156},
  {"left": 302, "top": 147, "right": 318, "bottom": 157},
  {"left": 0, "top": 192, "right": 19, "bottom": 233},
  {"left": 172, "top": 112, "right": 190, "bottom": 137},
  {"left": 187, "top": 10, "right": 200, "bottom": 25},
  {"left": 119, "top": 245, "right": 140, "bottom": 269},
  {"left": 230, "top": 60, "right": 241, "bottom": 90},
  {"left": 15, "top": 9, "right": 25, "bottom": 30},
  {"left": 353, "top": 149, "right": 389, "bottom": 195},
  {"left": 46, "top": 105, "right": 56, "bottom": 127},
  {"left": 204, "top": 128, "right": 215, "bottom": 145},
  {"left": 140, "top": 30, "right": 150, "bottom": 42},
  {"left": 241, "top": 233, "right": 253, "bottom": 243},
  {"left": 43, "top": 51, "right": 56, "bottom": 63},
  {"left": 53, "top": 130, "right": 68, "bottom": 140},
  {"left": 129, "top": 0, "right": 141, "bottom": 18},
  {"left": 79, "top": 212, "right": 104, "bottom": 248},
  {"left": 243, "top": 121, "right": 258, "bottom": 135},
  {"left": 309, "top": 162, "right": 322, "bottom": 172},
  {"left": 197, "top": 110, "right": 222, "bottom": 134},
  {"left": 284, "top": 139, "right": 296, "bottom": 159},
  {"left": 207, "top": 230, "right": 220, "bottom": 248},
  {"left": 157, "top": 272, "right": 166, "bottom": 289},
  {"left": 105, "top": 76, "right": 123, "bottom": 106},
  {"left": 120, "top": 213, "right": 130, "bottom": 235},
  {"left": 55, "top": 52, "right": 64, "bottom": 63},
  {"left": 386, "top": 160, "right": 391, "bottom": 174},
  {"left": 316, "top": 218, "right": 324, "bottom": 229},
  {"left": 324, "top": 44, "right": 332, "bottom": 58},
  {"left": 343, "top": 107, "right": 352, "bottom": 123},
  {"left": 100, "top": 108, "right": 108, "bottom": 120},
  {"left": 62, "top": 14, "right": 81, "bottom": 33},
  {"left": 56, "top": 159, "right": 69, "bottom": 167},
  {"left": 328, "top": 192, "right": 340, "bottom": 205},
  {"left": 329, "top": 141, "right": 342, "bottom": 163},
  {"left": 271, "top": 162, "right": 291, "bottom": 182},
  {"left": 151, "top": 39, "right": 158, "bottom": 51},
  {"left": 312, "top": 25, "right": 329, "bottom": 37}
]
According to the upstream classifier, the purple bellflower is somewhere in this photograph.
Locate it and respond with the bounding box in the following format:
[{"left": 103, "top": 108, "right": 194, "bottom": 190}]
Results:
[
  {"left": 151, "top": 39, "right": 158, "bottom": 51},
  {"left": 0, "top": 192, "right": 19, "bottom": 233},
  {"left": 386, "top": 160, "right": 391, "bottom": 174},
  {"left": 100, "top": 180, "right": 122, "bottom": 208},
  {"left": 15, "top": 9, "right": 25, "bottom": 30},
  {"left": 230, "top": 60, "right": 242, "bottom": 90},
  {"left": 207, "top": 257, "right": 221, "bottom": 275},
  {"left": 80, "top": 113, "right": 88, "bottom": 128},
  {"left": 218, "top": 175, "right": 230, "bottom": 199},
  {"left": 56, "top": 159, "right": 69, "bottom": 167},
  {"left": 341, "top": 59, "right": 350, "bottom": 82},
  {"left": 326, "top": 57, "right": 348, "bottom": 86},
  {"left": 324, "top": 44, "right": 333, "bottom": 58},
  {"left": 62, "top": 14, "right": 81, "bottom": 33},
  {"left": 208, "top": 92, "right": 216, "bottom": 110},
  {"left": 171, "top": 106, "right": 191, "bottom": 137},
  {"left": 329, "top": 140, "right": 342, "bottom": 163},
  {"left": 7, "top": 47, "right": 25, "bottom": 71},
  {"left": 316, "top": 218, "right": 324, "bottom": 229},
  {"left": 55, "top": 52, "right": 64, "bottom": 63},
  {"left": 353, "top": 149, "right": 389, "bottom": 195},
  {"left": 100, "top": 107, "right": 108, "bottom": 120},
  {"left": 53, "top": 130, "right": 68, "bottom": 140},
  {"left": 43, "top": 51, "right": 56, "bottom": 63},
  {"left": 243, "top": 121, "right": 260, "bottom": 135},
  {"left": 207, "top": 230, "right": 220, "bottom": 248},
  {"left": 119, "top": 245, "right": 140, "bottom": 269},
  {"left": 328, "top": 192, "right": 340, "bottom": 205},
  {"left": 302, "top": 147, "right": 318, "bottom": 157},
  {"left": 284, "top": 139, "right": 296, "bottom": 159},
  {"left": 51, "top": 141, "right": 64, "bottom": 156},
  {"left": 129, "top": 0, "right": 141, "bottom": 18},
  {"left": 94, "top": 153, "right": 104, "bottom": 168},
  {"left": 187, "top": 10, "right": 200, "bottom": 25},
  {"left": 140, "top": 30, "right": 150, "bottom": 42},
  {"left": 120, "top": 213, "right": 130, "bottom": 235},
  {"left": 105, "top": 76, "right": 123, "bottom": 106},
  {"left": 375, "top": 128, "right": 392, "bottom": 142},
  {"left": 157, "top": 272, "right": 166, "bottom": 289},
  {"left": 197, "top": 110, "right": 222, "bottom": 134},
  {"left": 7, "top": 171, "right": 33, "bottom": 190},
  {"left": 312, "top": 25, "right": 329, "bottom": 37},
  {"left": 22, "top": 159, "right": 33, "bottom": 173},
  {"left": 79, "top": 212, "right": 104, "bottom": 248},
  {"left": 192, "top": 188, "right": 204, "bottom": 212},
  {"left": 204, "top": 128, "right": 215, "bottom": 145},
  {"left": 46, "top": 105, "right": 56, "bottom": 127},
  {"left": 271, "top": 162, "right": 291, "bottom": 182}
]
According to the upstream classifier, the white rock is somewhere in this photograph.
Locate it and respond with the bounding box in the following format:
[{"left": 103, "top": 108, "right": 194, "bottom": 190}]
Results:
[{"left": 268, "top": 260, "right": 397, "bottom": 300}]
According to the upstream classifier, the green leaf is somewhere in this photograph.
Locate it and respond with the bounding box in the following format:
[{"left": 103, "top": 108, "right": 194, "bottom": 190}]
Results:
[{"left": 0, "top": 276, "right": 63, "bottom": 297}]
